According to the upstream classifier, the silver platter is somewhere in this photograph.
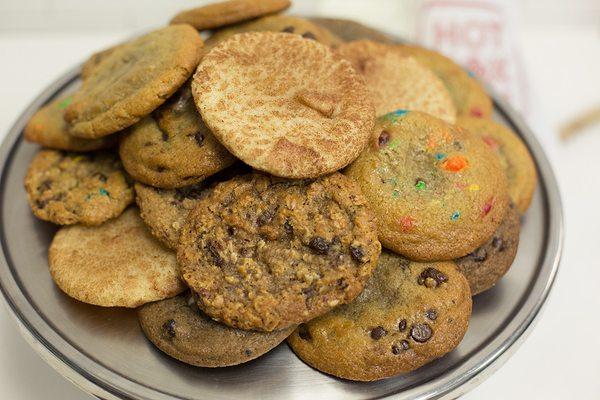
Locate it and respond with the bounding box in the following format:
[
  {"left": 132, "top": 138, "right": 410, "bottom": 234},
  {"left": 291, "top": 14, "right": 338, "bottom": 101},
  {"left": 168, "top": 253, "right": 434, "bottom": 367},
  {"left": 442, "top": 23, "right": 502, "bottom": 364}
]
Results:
[{"left": 0, "top": 35, "right": 562, "bottom": 400}]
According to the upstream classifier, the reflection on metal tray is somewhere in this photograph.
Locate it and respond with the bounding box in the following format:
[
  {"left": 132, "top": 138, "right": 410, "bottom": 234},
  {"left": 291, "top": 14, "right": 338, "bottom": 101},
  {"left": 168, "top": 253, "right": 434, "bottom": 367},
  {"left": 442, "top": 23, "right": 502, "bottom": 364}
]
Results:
[{"left": 0, "top": 22, "right": 562, "bottom": 400}]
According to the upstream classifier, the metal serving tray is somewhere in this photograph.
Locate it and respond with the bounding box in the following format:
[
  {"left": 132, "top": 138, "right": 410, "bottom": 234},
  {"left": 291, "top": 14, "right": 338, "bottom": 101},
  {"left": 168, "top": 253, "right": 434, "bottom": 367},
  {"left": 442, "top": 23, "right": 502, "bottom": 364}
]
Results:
[{"left": 0, "top": 31, "right": 562, "bottom": 400}]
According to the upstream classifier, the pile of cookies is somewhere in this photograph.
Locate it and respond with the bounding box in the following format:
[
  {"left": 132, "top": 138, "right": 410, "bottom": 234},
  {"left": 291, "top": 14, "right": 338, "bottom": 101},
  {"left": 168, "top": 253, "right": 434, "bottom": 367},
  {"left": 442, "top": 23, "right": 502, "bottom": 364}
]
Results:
[{"left": 22, "top": 0, "right": 537, "bottom": 382}]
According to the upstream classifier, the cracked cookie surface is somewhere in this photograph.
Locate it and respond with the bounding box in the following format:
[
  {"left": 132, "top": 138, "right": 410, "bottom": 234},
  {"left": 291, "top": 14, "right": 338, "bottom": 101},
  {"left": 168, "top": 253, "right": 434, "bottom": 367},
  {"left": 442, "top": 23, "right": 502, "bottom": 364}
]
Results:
[
  {"left": 193, "top": 32, "right": 375, "bottom": 178},
  {"left": 287, "top": 250, "right": 472, "bottom": 381},
  {"left": 138, "top": 292, "right": 294, "bottom": 367},
  {"left": 177, "top": 172, "right": 381, "bottom": 331},
  {"left": 25, "top": 149, "right": 133, "bottom": 225},
  {"left": 120, "top": 83, "right": 235, "bottom": 188}
]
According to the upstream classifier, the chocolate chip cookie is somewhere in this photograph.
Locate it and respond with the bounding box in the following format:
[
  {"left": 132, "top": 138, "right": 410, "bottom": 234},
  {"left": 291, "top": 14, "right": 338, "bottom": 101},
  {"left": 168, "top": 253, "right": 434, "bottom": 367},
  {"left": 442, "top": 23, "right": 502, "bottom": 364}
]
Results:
[
  {"left": 119, "top": 83, "right": 235, "bottom": 188},
  {"left": 65, "top": 25, "right": 203, "bottom": 138},
  {"left": 135, "top": 183, "right": 209, "bottom": 250},
  {"left": 49, "top": 208, "right": 186, "bottom": 308},
  {"left": 287, "top": 250, "right": 472, "bottom": 381},
  {"left": 139, "top": 292, "right": 294, "bottom": 367},
  {"left": 396, "top": 44, "right": 493, "bottom": 119},
  {"left": 24, "top": 149, "right": 133, "bottom": 225},
  {"left": 457, "top": 202, "right": 520, "bottom": 295},
  {"left": 24, "top": 95, "right": 116, "bottom": 152},
  {"left": 310, "top": 17, "right": 394, "bottom": 44},
  {"left": 170, "top": 0, "right": 291, "bottom": 30},
  {"left": 177, "top": 173, "right": 381, "bottom": 331},
  {"left": 336, "top": 40, "right": 456, "bottom": 122},
  {"left": 345, "top": 110, "right": 509, "bottom": 261},
  {"left": 206, "top": 15, "right": 343, "bottom": 49},
  {"left": 193, "top": 31, "right": 375, "bottom": 178},
  {"left": 457, "top": 116, "right": 537, "bottom": 213}
]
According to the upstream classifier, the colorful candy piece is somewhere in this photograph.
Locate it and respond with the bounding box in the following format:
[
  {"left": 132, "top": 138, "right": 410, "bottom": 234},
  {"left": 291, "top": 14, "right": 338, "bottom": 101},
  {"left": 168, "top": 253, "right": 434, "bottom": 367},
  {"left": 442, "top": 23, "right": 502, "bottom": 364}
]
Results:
[
  {"left": 451, "top": 210, "right": 461, "bottom": 221},
  {"left": 441, "top": 155, "right": 468, "bottom": 172},
  {"left": 399, "top": 215, "right": 415, "bottom": 232}
]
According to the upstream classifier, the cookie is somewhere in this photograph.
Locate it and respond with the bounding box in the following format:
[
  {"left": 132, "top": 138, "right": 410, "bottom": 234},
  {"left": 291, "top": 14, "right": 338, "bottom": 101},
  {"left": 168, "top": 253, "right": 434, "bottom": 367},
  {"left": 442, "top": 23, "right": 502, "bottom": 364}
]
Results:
[
  {"left": 457, "top": 202, "right": 520, "bottom": 295},
  {"left": 65, "top": 25, "right": 203, "bottom": 138},
  {"left": 24, "top": 150, "right": 133, "bottom": 225},
  {"left": 457, "top": 117, "right": 537, "bottom": 213},
  {"left": 310, "top": 17, "right": 394, "bottom": 44},
  {"left": 24, "top": 95, "right": 116, "bottom": 152},
  {"left": 288, "top": 250, "right": 472, "bottom": 381},
  {"left": 396, "top": 45, "right": 493, "bottom": 119},
  {"left": 170, "top": 0, "right": 291, "bottom": 30},
  {"left": 345, "top": 110, "right": 509, "bottom": 261},
  {"left": 206, "top": 15, "right": 343, "bottom": 49},
  {"left": 336, "top": 40, "right": 456, "bottom": 122},
  {"left": 49, "top": 208, "right": 186, "bottom": 308},
  {"left": 80, "top": 44, "right": 121, "bottom": 81},
  {"left": 119, "top": 83, "right": 236, "bottom": 188},
  {"left": 138, "top": 292, "right": 294, "bottom": 367},
  {"left": 135, "top": 183, "right": 209, "bottom": 250},
  {"left": 193, "top": 32, "right": 375, "bottom": 178},
  {"left": 177, "top": 173, "right": 381, "bottom": 331}
]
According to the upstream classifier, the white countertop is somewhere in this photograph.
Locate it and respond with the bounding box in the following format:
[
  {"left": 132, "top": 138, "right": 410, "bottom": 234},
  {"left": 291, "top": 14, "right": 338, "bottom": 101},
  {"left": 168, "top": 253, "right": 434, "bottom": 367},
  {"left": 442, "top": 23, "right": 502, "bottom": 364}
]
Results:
[{"left": 1, "top": 20, "right": 599, "bottom": 400}]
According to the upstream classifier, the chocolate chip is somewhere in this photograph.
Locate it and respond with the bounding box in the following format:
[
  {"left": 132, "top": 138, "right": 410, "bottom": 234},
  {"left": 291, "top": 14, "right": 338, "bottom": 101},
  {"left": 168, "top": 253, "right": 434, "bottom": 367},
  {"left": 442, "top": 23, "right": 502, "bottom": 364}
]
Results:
[
  {"left": 302, "top": 286, "right": 317, "bottom": 298},
  {"left": 410, "top": 323, "right": 432, "bottom": 343},
  {"left": 35, "top": 199, "right": 48, "bottom": 209},
  {"left": 398, "top": 259, "right": 410, "bottom": 270},
  {"left": 418, "top": 268, "right": 448, "bottom": 288},
  {"left": 392, "top": 340, "right": 410, "bottom": 354},
  {"left": 283, "top": 219, "right": 294, "bottom": 235},
  {"left": 378, "top": 131, "right": 390, "bottom": 147},
  {"left": 350, "top": 245, "right": 366, "bottom": 262},
  {"left": 298, "top": 324, "right": 312, "bottom": 341},
  {"left": 469, "top": 247, "right": 488, "bottom": 262},
  {"left": 425, "top": 309, "right": 437, "bottom": 320},
  {"left": 370, "top": 326, "right": 387, "bottom": 340},
  {"left": 206, "top": 241, "right": 224, "bottom": 267},
  {"left": 174, "top": 185, "right": 204, "bottom": 201},
  {"left": 398, "top": 319, "right": 407, "bottom": 331},
  {"left": 492, "top": 236, "right": 506, "bottom": 251},
  {"left": 302, "top": 32, "right": 317, "bottom": 40},
  {"left": 281, "top": 26, "right": 295, "bottom": 33},
  {"left": 161, "top": 131, "right": 169, "bottom": 141},
  {"left": 155, "top": 166, "right": 167, "bottom": 173},
  {"left": 257, "top": 209, "right": 275, "bottom": 226},
  {"left": 244, "top": 349, "right": 252, "bottom": 356},
  {"left": 453, "top": 140, "right": 463, "bottom": 150},
  {"left": 37, "top": 179, "right": 52, "bottom": 191},
  {"left": 227, "top": 226, "right": 236, "bottom": 236},
  {"left": 309, "top": 236, "right": 329, "bottom": 255},
  {"left": 92, "top": 172, "right": 108, "bottom": 182},
  {"left": 162, "top": 319, "right": 176, "bottom": 338},
  {"left": 194, "top": 132, "right": 205, "bottom": 146},
  {"left": 337, "top": 278, "right": 349, "bottom": 290}
]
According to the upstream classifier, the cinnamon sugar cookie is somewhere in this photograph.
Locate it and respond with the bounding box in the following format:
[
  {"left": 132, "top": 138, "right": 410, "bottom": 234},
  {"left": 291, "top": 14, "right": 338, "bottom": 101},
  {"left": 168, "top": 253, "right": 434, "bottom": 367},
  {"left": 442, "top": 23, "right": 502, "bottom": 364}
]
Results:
[
  {"left": 49, "top": 208, "right": 186, "bottom": 308},
  {"left": 336, "top": 40, "right": 456, "bottom": 122},
  {"left": 193, "top": 32, "right": 374, "bottom": 178}
]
